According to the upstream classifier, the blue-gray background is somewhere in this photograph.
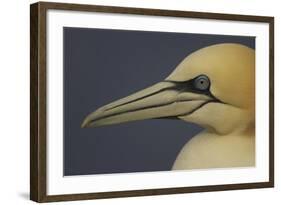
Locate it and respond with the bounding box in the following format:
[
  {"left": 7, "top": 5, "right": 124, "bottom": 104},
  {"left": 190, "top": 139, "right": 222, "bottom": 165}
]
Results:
[{"left": 63, "top": 27, "right": 255, "bottom": 176}]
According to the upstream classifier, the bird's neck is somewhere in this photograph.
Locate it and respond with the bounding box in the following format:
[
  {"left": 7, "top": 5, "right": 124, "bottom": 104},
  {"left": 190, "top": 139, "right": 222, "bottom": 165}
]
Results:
[
  {"left": 172, "top": 127, "right": 255, "bottom": 170},
  {"left": 209, "top": 121, "right": 255, "bottom": 136}
]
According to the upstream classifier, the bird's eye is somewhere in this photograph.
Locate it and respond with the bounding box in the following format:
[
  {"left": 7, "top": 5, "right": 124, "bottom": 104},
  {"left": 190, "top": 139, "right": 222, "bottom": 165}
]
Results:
[{"left": 193, "top": 75, "right": 210, "bottom": 91}]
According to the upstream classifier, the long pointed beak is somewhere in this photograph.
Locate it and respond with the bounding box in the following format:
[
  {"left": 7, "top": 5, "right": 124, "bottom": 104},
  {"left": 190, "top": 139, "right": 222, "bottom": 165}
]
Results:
[{"left": 81, "top": 81, "right": 212, "bottom": 128}]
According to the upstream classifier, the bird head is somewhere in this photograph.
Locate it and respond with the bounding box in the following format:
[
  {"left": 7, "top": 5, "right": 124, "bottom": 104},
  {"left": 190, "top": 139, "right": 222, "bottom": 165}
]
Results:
[{"left": 82, "top": 43, "right": 255, "bottom": 135}]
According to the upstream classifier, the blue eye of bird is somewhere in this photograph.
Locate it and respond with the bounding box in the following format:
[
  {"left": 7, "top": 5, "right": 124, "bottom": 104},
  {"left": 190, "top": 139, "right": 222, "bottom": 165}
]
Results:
[{"left": 193, "top": 75, "right": 210, "bottom": 91}]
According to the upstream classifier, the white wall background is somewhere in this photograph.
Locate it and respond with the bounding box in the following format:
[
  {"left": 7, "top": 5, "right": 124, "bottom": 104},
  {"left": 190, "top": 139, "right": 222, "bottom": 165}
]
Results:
[{"left": 0, "top": 0, "right": 279, "bottom": 204}]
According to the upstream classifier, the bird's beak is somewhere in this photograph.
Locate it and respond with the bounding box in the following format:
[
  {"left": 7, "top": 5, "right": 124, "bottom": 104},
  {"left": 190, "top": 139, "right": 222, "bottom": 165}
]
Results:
[{"left": 81, "top": 80, "right": 213, "bottom": 128}]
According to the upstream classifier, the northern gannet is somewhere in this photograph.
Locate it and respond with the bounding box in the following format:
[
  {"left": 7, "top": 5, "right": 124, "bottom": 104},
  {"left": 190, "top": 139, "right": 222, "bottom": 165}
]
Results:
[{"left": 81, "top": 43, "right": 255, "bottom": 170}]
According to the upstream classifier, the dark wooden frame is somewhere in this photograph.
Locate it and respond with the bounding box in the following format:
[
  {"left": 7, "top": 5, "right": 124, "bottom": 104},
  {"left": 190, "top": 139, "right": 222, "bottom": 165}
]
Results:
[{"left": 30, "top": 1, "right": 274, "bottom": 203}]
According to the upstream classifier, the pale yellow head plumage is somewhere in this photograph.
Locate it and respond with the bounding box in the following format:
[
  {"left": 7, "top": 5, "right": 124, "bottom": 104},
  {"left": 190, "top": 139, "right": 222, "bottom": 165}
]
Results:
[
  {"left": 82, "top": 43, "right": 255, "bottom": 135},
  {"left": 168, "top": 43, "right": 255, "bottom": 134},
  {"left": 168, "top": 43, "right": 255, "bottom": 108}
]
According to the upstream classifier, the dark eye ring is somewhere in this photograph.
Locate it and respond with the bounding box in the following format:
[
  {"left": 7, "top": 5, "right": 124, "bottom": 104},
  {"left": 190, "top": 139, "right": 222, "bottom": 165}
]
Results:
[{"left": 193, "top": 75, "right": 210, "bottom": 91}]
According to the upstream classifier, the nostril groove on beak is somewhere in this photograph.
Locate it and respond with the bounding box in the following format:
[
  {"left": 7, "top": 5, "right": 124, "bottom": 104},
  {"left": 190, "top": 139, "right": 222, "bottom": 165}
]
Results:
[{"left": 104, "top": 86, "right": 175, "bottom": 112}]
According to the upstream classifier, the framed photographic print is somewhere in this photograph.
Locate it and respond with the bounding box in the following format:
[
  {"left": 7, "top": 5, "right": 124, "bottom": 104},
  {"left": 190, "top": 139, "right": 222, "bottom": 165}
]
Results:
[{"left": 30, "top": 1, "right": 274, "bottom": 202}]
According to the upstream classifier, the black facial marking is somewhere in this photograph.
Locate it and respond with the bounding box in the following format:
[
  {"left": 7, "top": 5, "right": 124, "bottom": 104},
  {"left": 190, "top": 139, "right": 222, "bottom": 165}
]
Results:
[
  {"left": 163, "top": 74, "right": 218, "bottom": 100},
  {"left": 177, "top": 100, "right": 219, "bottom": 117}
]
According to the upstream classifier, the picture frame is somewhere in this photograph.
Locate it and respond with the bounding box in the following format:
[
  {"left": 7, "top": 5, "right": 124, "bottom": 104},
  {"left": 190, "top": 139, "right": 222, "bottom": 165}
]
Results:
[{"left": 30, "top": 1, "right": 274, "bottom": 202}]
